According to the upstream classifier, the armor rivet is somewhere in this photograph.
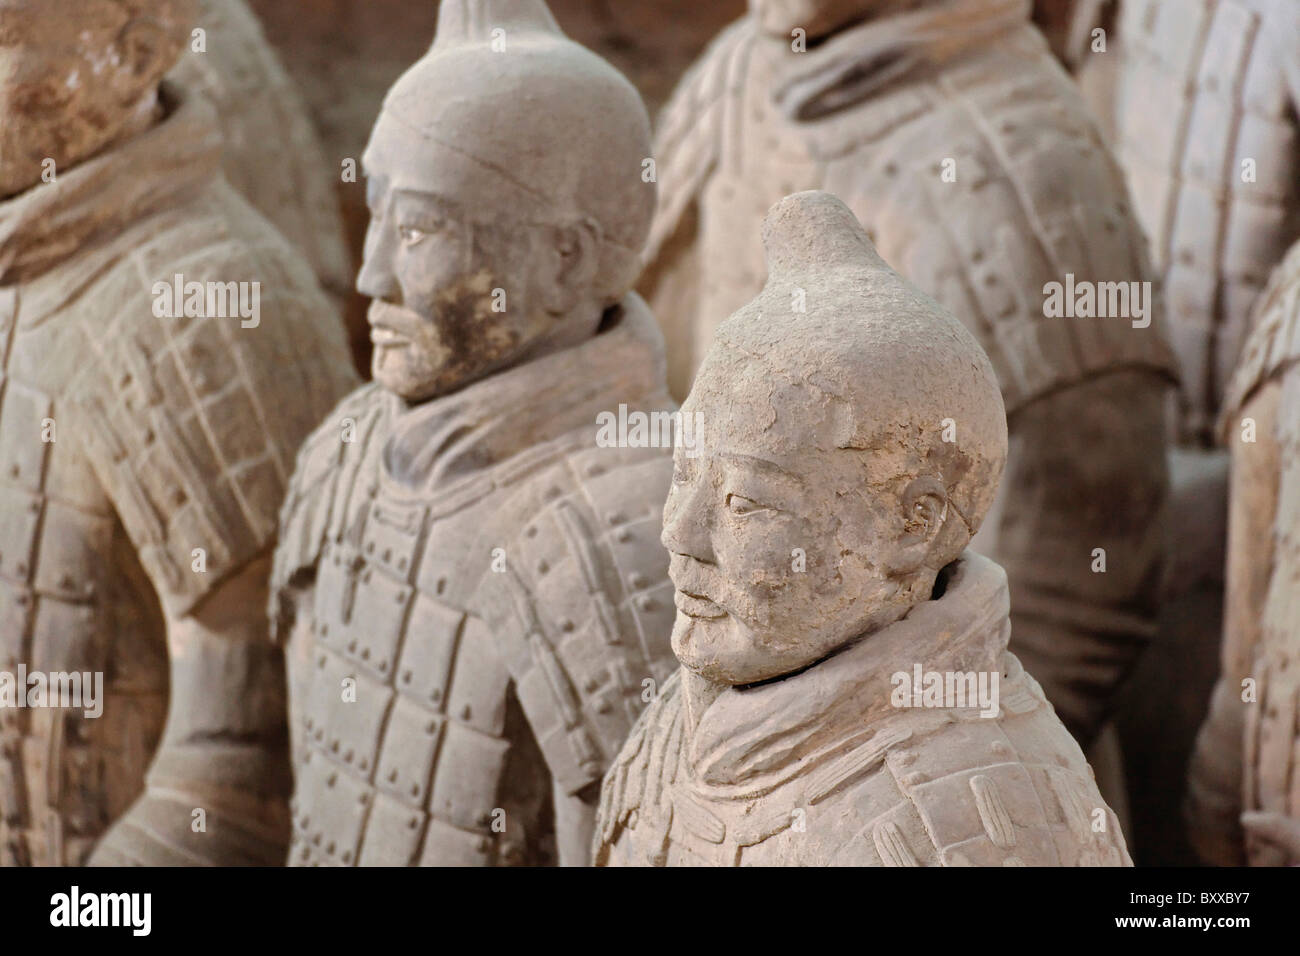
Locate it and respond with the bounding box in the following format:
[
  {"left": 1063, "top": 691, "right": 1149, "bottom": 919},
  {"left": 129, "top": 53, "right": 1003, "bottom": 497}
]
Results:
[
  {"left": 363, "top": 570, "right": 372, "bottom": 583},
  {"left": 306, "top": 718, "right": 314, "bottom": 731},
  {"left": 883, "top": 162, "right": 897, "bottom": 177},
  {"left": 395, "top": 592, "right": 404, "bottom": 604},
  {"left": 347, "top": 640, "right": 357, "bottom": 653},
  {"left": 430, "top": 689, "right": 442, "bottom": 702},
  {"left": 607, "top": 512, "right": 625, "bottom": 526},
  {"left": 143, "top": 429, "right": 154, "bottom": 444},
  {"left": 59, "top": 574, "right": 74, "bottom": 589},
  {"left": 587, "top": 465, "right": 604, "bottom": 477},
  {"left": 318, "top": 655, "right": 327, "bottom": 668},
  {"left": 344, "top": 749, "right": 354, "bottom": 762},
  {"left": 597, "top": 700, "right": 612, "bottom": 715},
  {"left": 26, "top": 501, "right": 36, "bottom": 513},
  {"left": 461, "top": 705, "right": 472, "bottom": 720},
  {"left": 377, "top": 660, "right": 387, "bottom": 673},
  {"left": 525, "top": 526, "right": 537, "bottom": 538},
  {"left": 402, "top": 670, "right": 413, "bottom": 684},
  {"left": 326, "top": 842, "right": 336, "bottom": 855},
  {"left": 366, "top": 542, "right": 375, "bottom": 554},
  {"left": 327, "top": 773, "right": 337, "bottom": 787},
  {"left": 300, "top": 846, "right": 310, "bottom": 861},
  {"left": 358, "top": 792, "right": 369, "bottom": 806},
  {"left": 411, "top": 784, "right": 420, "bottom": 798},
  {"left": 361, "top": 648, "right": 370, "bottom": 661},
  {"left": 546, "top": 487, "right": 561, "bottom": 500},
  {"left": 637, "top": 596, "right": 653, "bottom": 612},
  {"left": 537, "top": 560, "right": 549, "bottom": 575},
  {"left": 388, "top": 769, "right": 399, "bottom": 783},
  {"left": 383, "top": 549, "right": 392, "bottom": 562},
  {"left": 16, "top": 563, "right": 26, "bottom": 576},
  {"left": 584, "top": 678, "right": 598, "bottom": 693},
  {"left": 616, "top": 529, "right": 632, "bottom": 543},
  {"left": 8, "top": 465, "right": 17, "bottom": 479},
  {"left": 342, "top": 851, "right": 353, "bottom": 864},
  {"left": 436, "top": 578, "right": 446, "bottom": 595},
  {"left": 314, "top": 729, "right": 324, "bottom": 741},
  {"left": 398, "top": 558, "right": 408, "bottom": 571},
  {"left": 330, "top": 739, "right": 340, "bottom": 753},
  {"left": 629, "top": 573, "right": 645, "bottom": 589},
  {"left": 359, "top": 758, "right": 369, "bottom": 771},
  {"left": 425, "top": 721, "right": 437, "bottom": 734},
  {"left": 313, "top": 833, "right": 322, "bottom": 846},
  {"left": 560, "top": 619, "right": 574, "bottom": 632},
  {"left": 408, "top": 817, "right": 419, "bottom": 830}
]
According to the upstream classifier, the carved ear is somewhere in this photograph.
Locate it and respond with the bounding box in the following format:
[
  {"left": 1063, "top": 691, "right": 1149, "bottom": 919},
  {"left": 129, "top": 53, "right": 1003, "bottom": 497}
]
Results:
[
  {"left": 116, "top": 17, "right": 177, "bottom": 85},
  {"left": 886, "top": 475, "right": 950, "bottom": 574},
  {"left": 540, "top": 218, "right": 600, "bottom": 314}
]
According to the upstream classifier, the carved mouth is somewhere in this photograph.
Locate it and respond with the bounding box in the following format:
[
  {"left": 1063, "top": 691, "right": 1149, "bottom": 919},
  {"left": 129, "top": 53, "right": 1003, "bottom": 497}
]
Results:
[
  {"left": 674, "top": 589, "right": 727, "bottom": 620},
  {"left": 368, "top": 301, "right": 420, "bottom": 344}
]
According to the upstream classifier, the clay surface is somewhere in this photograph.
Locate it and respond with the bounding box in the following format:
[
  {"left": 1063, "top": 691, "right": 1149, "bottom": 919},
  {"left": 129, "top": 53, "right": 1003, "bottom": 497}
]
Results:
[
  {"left": 642, "top": 0, "right": 1176, "bottom": 748},
  {"left": 271, "top": 0, "right": 678, "bottom": 866},
  {"left": 1187, "top": 239, "right": 1300, "bottom": 866},
  {"left": 0, "top": 0, "right": 357, "bottom": 865},
  {"left": 171, "top": 0, "right": 354, "bottom": 305},
  {"left": 596, "top": 192, "right": 1131, "bottom": 866},
  {"left": 1112, "top": 0, "right": 1300, "bottom": 444}
]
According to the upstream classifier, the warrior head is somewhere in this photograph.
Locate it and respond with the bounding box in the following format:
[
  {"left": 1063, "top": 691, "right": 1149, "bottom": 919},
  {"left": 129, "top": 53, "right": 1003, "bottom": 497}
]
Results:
[
  {"left": 358, "top": 0, "right": 655, "bottom": 403},
  {"left": 662, "top": 190, "right": 1007, "bottom": 686},
  {"left": 0, "top": 0, "right": 195, "bottom": 198}
]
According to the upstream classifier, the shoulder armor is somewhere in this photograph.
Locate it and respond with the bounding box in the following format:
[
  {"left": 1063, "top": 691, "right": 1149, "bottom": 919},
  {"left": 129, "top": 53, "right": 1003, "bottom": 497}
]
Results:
[
  {"left": 1221, "top": 240, "right": 1300, "bottom": 431},
  {"left": 644, "top": 18, "right": 753, "bottom": 270},
  {"left": 877, "top": 715, "right": 1130, "bottom": 866},
  {"left": 593, "top": 669, "right": 685, "bottom": 865},
  {"left": 471, "top": 441, "right": 677, "bottom": 796},
  {"left": 270, "top": 383, "right": 391, "bottom": 635},
  {"left": 67, "top": 185, "right": 357, "bottom": 617}
]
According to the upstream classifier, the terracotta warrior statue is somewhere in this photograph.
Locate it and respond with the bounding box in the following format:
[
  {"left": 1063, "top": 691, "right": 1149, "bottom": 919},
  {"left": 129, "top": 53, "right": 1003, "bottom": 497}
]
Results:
[
  {"left": 596, "top": 192, "right": 1131, "bottom": 867},
  {"left": 1186, "top": 240, "right": 1300, "bottom": 866},
  {"left": 171, "top": 0, "right": 353, "bottom": 308},
  {"left": 0, "top": 0, "right": 357, "bottom": 865},
  {"left": 270, "top": 0, "right": 677, "bottom": 867},
  {"left": 642, "top": 0, "right": 1177, "bottom": 750}
]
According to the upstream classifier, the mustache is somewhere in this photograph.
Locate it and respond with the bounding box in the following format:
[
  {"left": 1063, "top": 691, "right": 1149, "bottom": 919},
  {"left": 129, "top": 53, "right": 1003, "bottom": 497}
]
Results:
[{"left": 367, "top": 299, "right": 423, "bottom": 332}]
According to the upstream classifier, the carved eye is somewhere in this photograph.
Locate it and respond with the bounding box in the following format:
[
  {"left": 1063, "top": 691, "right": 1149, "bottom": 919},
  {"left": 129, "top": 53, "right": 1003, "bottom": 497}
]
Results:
[
  {"left": 726, "top": 494, "right": 765, "bottom": 516},
  {"left": 398, "top": 225, "right": 428, "bottom": 246}
]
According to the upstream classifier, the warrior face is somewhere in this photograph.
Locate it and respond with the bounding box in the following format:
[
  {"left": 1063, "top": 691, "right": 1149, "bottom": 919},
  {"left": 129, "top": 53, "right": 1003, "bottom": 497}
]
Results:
[
  {"left": 662, "top": 350, "right": 950, "bottom": 686},
  {"left": 0, "top": 0, "right": 192, "bottom": 198},
  {"left": 358, "top": 106, "right": 606, "bottom": 404}
]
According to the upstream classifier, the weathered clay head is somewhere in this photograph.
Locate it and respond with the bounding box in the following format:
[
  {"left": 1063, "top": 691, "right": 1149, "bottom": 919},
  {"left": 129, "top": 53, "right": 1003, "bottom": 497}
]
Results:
[
  {"left": 663, "top": 191, "right": 1007, "bottom": 686},
  {"left": 0, "top": 0, "right": 195, "bottom": 198},
  {"left": 358, "top": 0, "right": 655, "bottom": 403},
  {"left": 749, "top": 0, "right": 895, "bottom": 39}
]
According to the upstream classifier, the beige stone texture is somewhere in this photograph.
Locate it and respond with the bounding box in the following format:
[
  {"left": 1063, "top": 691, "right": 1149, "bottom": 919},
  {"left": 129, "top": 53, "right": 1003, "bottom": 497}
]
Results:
[
  {"left": 0, "top": 0, "right": 358, "bottom": 865},
  {"left": 596, "top": 191, "right": 1130, "bottom": 866},
  {"left": 641, "top": 0, "right": 1177, "bottom": 750},
  {"left": 1187, "top": 239, "right": 1300, "bottom": 866},
  {"left": 271, "top": 0, "right": 679, "bottom": 867}
]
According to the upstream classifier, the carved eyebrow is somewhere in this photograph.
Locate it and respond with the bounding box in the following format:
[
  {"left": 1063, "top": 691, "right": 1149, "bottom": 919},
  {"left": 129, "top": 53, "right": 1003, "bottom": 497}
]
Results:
[{"left": 718, "top": 452, "right": 806, "bottom": 487}]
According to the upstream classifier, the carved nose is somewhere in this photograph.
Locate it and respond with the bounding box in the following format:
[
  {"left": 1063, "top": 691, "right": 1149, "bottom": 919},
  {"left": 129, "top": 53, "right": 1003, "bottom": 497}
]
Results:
[
  {"left": 356, "top": 219, "right": 400, "bottom": 301},
  {"left": 661, "top": 483, "right": 714, "bottom": 564}
]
